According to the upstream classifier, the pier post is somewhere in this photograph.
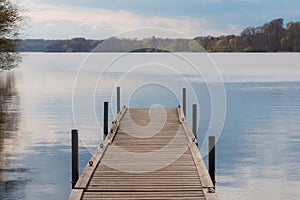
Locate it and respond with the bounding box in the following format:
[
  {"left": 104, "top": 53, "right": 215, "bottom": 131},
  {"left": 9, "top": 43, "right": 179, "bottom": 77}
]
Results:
[
  {"left": 192, "top": 104, "right": 197, "bottom": 139},
  {"left": 182, "top": 88, "right": 186, "bottom": 117},
  {"left": 117, "top": 87, "right": 120, "bottom": 113},
  {"left": 103, "top": 101, "right": 108, "bottom": 140},
  {"left": 209, "top": 136, "right": 216, "bottom": 187},
  {"left": 71, "top": 129, "right": 79, "bottom": 189}
]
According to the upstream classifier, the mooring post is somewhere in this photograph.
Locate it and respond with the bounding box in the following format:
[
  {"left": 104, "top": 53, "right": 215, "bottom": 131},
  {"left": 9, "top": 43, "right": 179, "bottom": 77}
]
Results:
[
  {"left": 209, "top": 136, "right": 216, "bottom": 187},
  {"left": 182, "top": 88, "right": 186, "bottom": 117},
  {"left": 71, "top": 129, "right": 79, "bottom": 189},
  {"left": 117, "top": 87, "right": 120, "bottom": 113},
  {"left": 103, "top": 101, "right": 108, "bottom": 140},
  {"left": 192, "top": 104, "right": 197, "bottom": 139}
]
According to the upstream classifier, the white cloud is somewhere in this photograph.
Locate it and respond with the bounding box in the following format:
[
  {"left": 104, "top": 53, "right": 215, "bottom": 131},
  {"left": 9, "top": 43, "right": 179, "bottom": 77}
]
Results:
[{"left": 21, "top": 3, "right": 242, "bottom": 39}]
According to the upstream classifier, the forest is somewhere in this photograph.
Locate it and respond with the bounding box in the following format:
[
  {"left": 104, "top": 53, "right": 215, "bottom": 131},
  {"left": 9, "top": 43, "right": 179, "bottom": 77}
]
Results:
[{"left": 18, "top": 18, "right": 300, "bottom": 52}]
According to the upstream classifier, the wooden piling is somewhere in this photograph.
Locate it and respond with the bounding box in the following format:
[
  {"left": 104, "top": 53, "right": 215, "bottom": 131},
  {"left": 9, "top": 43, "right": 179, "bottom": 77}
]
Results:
[
  {"left": 182, "top": 88, "right": 186, "bottom": 117},
  {"left": 103, "top": 101, "right": 108, "bottom": 140},
  {"left": 209, "top": 136, "right": 216, "bottom": 187},
  {"left": 71, "top": 129, "right": 79, "bottom": 189},
  {"left": 117, "top": 87, "right": 120, "bottom": 113},
  {"left": 192, "top": 104, "right": 197, "bottom": 139}
]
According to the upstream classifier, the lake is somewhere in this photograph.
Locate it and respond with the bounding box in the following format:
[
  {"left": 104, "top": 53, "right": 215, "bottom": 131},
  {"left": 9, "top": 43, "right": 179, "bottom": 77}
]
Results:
[{"left": 0, "top": 53, "right": 300, "bottom": 199}]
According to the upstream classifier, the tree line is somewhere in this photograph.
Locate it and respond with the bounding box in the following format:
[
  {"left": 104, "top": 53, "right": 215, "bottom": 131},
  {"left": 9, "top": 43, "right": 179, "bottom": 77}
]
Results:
[
  {"left": 18, "top": 18, "right": 300, "bottom": 53},
  {"left": 197, "top": 18, "right": 300, "bottom": 52}
]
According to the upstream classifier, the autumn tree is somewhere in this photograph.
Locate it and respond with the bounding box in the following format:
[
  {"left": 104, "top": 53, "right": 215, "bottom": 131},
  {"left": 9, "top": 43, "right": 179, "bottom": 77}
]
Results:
[{"left": 0, "top": 0, "right": 22, "bottom": 70}]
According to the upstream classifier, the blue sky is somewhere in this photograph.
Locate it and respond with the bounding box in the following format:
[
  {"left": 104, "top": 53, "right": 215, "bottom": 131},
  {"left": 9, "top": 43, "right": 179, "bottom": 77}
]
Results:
[{"left": 20, "top": 0, "right": 300, "bottom": 39}]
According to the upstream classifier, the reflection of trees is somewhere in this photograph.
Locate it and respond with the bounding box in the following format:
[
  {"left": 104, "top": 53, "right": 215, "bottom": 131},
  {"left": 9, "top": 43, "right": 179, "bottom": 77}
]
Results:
[
  {"left": 0, "top": 72, "right": 27, "bottom": 199},
  {"left": 0, "top": 72, "right": 19, "bottom": 155}
]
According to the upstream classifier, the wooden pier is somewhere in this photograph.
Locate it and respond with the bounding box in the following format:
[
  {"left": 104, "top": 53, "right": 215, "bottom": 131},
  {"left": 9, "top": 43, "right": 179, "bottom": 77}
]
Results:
[{"left": 69, "top": 106, "right": 217, "bottom": 199}]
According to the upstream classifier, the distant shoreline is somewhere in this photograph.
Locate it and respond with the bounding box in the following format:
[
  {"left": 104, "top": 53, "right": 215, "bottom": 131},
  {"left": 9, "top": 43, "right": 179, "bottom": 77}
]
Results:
[
  {"left": 18, "top": 18, "right": 300, "bottom": 53},
  {"left": 19, "top": 51, "right": 300, "bottom": 54}
]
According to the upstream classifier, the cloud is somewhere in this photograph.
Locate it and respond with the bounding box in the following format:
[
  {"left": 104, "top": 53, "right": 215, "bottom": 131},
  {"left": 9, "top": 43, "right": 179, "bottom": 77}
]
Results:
[
  {"left": 22, "top": 3, "right": 242, "bottom": 39},
  {"left": 19, "top": 0, "right": 300, "bottom": 39}
]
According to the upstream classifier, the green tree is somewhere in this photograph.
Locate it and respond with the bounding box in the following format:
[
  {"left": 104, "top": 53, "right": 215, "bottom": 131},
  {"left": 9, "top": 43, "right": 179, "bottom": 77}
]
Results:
[
  {"left": 0, "top": 0, "right": 22, "bottom": 70},
  {"left": 284, "top": 22, "right": 300, "bottom": 51},
  {"left": 262, "top": 18, "right": 286, "bottom": 51}
]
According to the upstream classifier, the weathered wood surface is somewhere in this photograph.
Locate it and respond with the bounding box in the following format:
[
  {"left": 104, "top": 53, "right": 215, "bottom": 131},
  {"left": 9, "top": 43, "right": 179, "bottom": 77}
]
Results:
[{"left": 69, "top": 107, "right": 217, "bottom": 200}]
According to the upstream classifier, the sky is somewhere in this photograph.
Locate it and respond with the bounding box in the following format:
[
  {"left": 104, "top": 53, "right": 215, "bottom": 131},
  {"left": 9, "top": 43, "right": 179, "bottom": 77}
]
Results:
[{"left": 18, "top": 0, "right": 300, "bottom": 39}]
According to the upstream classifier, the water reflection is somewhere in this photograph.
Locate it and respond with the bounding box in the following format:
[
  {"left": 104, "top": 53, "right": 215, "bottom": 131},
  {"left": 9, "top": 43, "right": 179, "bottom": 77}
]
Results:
[
  {"left": 217, "top": 82, "right": 300, "bottom": 200},
  {"left": 0, "top": 72, "right": 30, "bottom": 199}
]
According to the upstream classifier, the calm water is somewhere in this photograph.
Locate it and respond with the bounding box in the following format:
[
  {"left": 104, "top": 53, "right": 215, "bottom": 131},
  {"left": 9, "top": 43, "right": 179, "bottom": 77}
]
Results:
[{"left": 0, "top": 53, "right": 300, "bottom": 199}]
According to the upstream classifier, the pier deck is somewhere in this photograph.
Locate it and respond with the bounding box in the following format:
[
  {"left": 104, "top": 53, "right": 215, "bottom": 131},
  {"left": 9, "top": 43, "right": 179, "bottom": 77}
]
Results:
[{"left": 69, "top": 107, "right": 217, "bottom": 199}]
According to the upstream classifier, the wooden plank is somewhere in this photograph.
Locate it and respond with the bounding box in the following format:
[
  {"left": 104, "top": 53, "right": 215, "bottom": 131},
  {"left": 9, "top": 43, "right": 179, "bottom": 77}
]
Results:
[
  {"left": 203, "top": 189, "right": 218, "bottom": 200},
  {"left": 81, "top": 191, "right": 205, "bottom": 200},
  {"left": 68, "top": 189, "right": 83, "bottom": 200},
  {"left": 92, "top": 172, "right": 199, "bottom": 176},
  {"left": 86, "top": 187, "right": 204, "bottom": 191},
  {"left": 83, "top": 191, "right": 204, "bottom": 196}
]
